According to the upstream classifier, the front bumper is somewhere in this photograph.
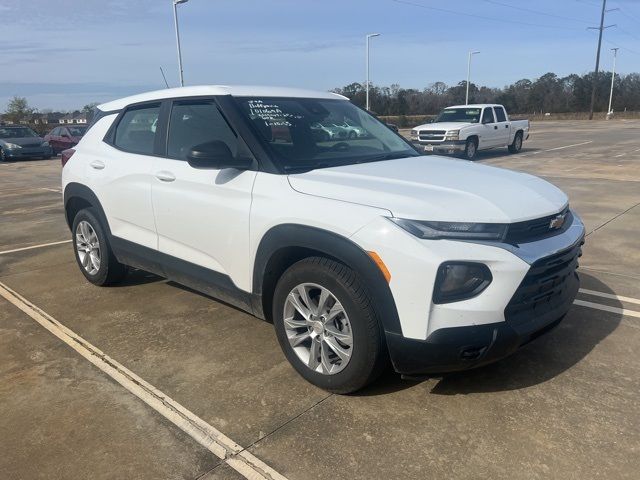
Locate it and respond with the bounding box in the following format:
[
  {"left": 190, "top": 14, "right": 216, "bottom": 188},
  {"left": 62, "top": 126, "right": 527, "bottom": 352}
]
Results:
[
  {"left": 386, "top": 268, "right": 578, "bottom": 375},
  {"left": 4, "top": 146, "right": 53, "bottom": 158},
  {"left": 411, "top": 140, "right": 466, "bottom": 154},
  {"left": 351, "top": 210, "right": 585, "bottom": 376}
]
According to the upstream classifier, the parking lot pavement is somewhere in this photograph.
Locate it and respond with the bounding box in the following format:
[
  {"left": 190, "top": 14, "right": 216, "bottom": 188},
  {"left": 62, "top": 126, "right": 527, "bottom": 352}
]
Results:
[{"left": 1, "top": 120, "right": 639, "bottom": 479}]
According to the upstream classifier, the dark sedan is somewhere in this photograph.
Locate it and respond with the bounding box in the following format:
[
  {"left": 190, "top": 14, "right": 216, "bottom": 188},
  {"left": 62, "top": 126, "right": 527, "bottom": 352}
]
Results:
[
  {"left": 0, "top": 125, "right": 53, "bottom": 161},
  {"left": 44, "top": 125, "right": 88, "bottom": 154}
]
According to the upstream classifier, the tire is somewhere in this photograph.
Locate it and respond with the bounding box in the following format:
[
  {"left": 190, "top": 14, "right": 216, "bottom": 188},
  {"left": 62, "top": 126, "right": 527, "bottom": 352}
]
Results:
[
  {"left": 348, "top": 131, "right": 356, "bottom": 139},
  {"left": 72, "top": 207, "right": 127, "bottom": 286},
  {"left": 272, "top": 257, "right": 387, "bottom": 394},
  {"left": 463, "top": 138, "right": 478, "bottom": 160},
  {"left": 508, "top": 131, "right": 523, "bottom": 154},
  {"left": 43, "top": 155, "right": 52, "bottom": 160},
  {"left": 0, "top": 147, "right": 7, "bottom": 162}
]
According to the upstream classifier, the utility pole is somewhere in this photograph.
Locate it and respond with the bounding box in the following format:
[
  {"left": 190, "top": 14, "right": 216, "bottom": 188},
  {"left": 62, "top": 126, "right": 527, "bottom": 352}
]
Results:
[
  {"left": 607, "top": 48, "right": 619, "bottom": 116},
  {"left": 587, "top": 0, "right": 616, "bottom": 120}
]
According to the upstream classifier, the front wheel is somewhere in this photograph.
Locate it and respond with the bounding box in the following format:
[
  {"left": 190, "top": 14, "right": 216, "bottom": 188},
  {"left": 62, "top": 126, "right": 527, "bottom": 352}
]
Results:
[
  {"left": 0, "top": 147, "right": 7, "bottom": 162},
  {"left": 508, "top": 132, "right": 523, "bottom": 154},
  {"left": 463, "top": 138, "right": 477, "bottom": 160},
  {"left": 272, "top": 257, "right": 387, "bottom": 394}
]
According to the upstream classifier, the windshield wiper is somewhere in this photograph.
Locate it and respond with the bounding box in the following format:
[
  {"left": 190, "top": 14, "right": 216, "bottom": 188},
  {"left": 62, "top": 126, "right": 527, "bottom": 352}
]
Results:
[{"left": 354, "top": 152, "right": 418, "bottom": 164}]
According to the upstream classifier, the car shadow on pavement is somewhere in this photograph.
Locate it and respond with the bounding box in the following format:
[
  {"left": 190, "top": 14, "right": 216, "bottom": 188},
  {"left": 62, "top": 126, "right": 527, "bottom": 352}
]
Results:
[
  {"left": 428, "top": 272, "right": 621, "bottom": 395},
  {"left": 111, "top": 268, "right": 164, "bottom": 287}
]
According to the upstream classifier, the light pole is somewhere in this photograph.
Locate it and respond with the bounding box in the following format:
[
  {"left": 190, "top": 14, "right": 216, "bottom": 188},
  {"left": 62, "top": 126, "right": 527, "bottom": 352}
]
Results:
[
  {"left": 466, "top": 50, "right": 480, "bottom": 105},
  {"left": 365, "top": 33, "right": 380, "bottom": 111},
  {"left": 607, "top": 47, "right": 619, "bottom": 116},
  {"left": 173, "top": 0, "right": 189, "bottom": 87}
]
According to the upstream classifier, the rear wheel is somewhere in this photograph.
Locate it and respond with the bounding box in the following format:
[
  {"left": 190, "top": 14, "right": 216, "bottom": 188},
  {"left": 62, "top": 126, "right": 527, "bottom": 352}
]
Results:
[
  {"left": 72, "top": 208, "right": 127, "bottom": 286},
  {"left": 272, "top": 257, "right": 387, "bottom": 393},
  {"left": 508, "top": 131, "right": 523, "bottom": 154},
  {"left": 463, "top": 138, "right": 477, "bottom": 160}
]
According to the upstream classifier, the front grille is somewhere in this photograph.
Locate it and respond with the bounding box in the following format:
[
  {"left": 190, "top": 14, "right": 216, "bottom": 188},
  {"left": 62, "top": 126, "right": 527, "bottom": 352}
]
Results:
[
  {"left": 418, "top": 130, "right": 445, "bottom": 142},
  {"left": 505, "top": 242, "right": 582, "bottom": 327},
  {"left": 505, "top": 208, "right": 571, "bottom": 244}
]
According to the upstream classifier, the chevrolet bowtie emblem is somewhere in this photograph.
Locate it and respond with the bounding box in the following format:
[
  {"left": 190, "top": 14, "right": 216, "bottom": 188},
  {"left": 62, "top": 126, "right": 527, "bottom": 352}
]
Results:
[{"left": 549, "top": 213, "right": 566, "bottom": 229}]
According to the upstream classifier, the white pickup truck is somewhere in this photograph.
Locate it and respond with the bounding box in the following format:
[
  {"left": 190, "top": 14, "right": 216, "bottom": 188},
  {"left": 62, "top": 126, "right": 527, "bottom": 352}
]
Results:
[{"left": 410, "top": 104, "right": 530, "bottom": 160}]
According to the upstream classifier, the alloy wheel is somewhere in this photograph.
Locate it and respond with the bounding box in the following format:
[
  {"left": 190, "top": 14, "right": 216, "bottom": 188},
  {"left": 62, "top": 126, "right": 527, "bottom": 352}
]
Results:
[
  {"left": 283, "top": 283, "right": 353, "bottom": 375},
  {"left": 75, "top": 220, "right": 101, "bottom": 275}
]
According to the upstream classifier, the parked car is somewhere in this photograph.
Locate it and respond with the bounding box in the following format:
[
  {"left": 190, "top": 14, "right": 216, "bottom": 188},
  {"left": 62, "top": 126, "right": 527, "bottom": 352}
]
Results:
[
  {"left": 410, "top": 104, "right": 530, "bottom": 160},
  {"left": 0, "top": 125, "right": 53, "bottom": 161},
  {"left": 62, "top": 86, "right": 584, "bottom": 393},
  {"left": 310, "top": 121, "right": 348, "bottom": 141},
  {"left": 335, "top": 118, "right": 368, "bottom": 138},
  {"left": 45, "top": 125, "right": 88, "bottom": 154}
]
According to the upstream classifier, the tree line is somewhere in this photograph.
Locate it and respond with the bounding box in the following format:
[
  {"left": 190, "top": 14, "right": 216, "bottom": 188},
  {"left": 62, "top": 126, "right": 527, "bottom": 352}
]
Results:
[
  {"left": 332, "top": 71, "right": 640, "bottom": 116},
  {"left": 1, "top": 97, "right": 98, "bottom": 124}
]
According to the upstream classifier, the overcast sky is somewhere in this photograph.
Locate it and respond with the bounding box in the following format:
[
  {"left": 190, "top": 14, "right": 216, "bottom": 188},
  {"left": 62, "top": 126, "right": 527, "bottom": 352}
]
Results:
[{"left": 1, "top": 0, "right": 639, "bottom": 111}]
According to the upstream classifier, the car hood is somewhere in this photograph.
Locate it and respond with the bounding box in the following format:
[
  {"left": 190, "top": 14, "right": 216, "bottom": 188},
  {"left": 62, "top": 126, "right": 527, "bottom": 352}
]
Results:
[
  {"left": 288, "top": 156, "right": 568, "bottom": 223},
  {"left": 414, "top": 122, "right": 474, "bottom": 131},
  {"left": 1, "top": 136, "right": 45, "bottom": 145}
]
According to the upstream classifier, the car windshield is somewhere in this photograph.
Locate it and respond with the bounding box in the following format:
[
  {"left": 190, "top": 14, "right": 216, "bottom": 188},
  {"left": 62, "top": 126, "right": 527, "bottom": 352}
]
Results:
[
  {"left": 68, "top": 126, "right": 87, "bottom": 136},
  {"left": 434, "top": 108, "right": 482, "bottom": 123},
  {"left": 0, "top": 127, "right": 39, "bottom": 139},
  {"left": 235, "top": 97, "right": 419, "bottom": 172}
]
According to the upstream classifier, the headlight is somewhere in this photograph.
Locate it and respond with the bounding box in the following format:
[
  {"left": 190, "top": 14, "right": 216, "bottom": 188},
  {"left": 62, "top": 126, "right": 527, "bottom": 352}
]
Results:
[
  {"left": 41, "top": 141, "right": 50, "bottom": 147},
  {"left": 4, "top": 142, "right": 21, "bottom": 149},
  {"left": 410, "top": 129, "right": 418, "bottom": 140},
  {"left": 389, "top": 218, "right": 507, "bottom": 241},
  {"left": 444, "top": 130, "right": 459, "bottom": 141},
  {"left": 433, "top": 262, "right": 492, "bottom": 303}
]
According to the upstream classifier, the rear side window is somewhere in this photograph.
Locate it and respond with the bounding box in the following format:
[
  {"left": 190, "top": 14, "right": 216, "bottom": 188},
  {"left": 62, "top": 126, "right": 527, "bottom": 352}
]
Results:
[
  {"left": 494, "top": 107, "right": 507, "bottom": 122},
  {"left": 114, "top": 104, "right": 160, "bottom": 155},
  {"left": 51, "top": 127, "right": 60, "bottom": 135},
  {"left": 481, "top": 108, "right": 495, "bottom": 124},
  {"left": 167, "top": 101, "right": 238, "bottom": 160}
]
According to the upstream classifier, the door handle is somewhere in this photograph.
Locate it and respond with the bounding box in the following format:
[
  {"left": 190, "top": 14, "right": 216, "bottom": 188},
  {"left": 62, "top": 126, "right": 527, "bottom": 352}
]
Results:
[
  {"left": 155, "top": 171, "right": 176, "bottom": 182},
  {"left": 494, "top": 126, "right": 498, "bottom": 130},
  {"left": 505, "top": 125, "right": 509, "bottom": 128},
  {"left": 89, "top": 160, "right": 105, "bottom": 170}
]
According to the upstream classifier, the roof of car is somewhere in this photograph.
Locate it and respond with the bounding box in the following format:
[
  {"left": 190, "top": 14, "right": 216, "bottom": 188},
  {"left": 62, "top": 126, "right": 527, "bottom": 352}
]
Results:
[
  {"left": 98, "top": 85, "right": 348, "bottom": 111},
  {"left": 446, "top": 104, "right": 503, "bottom": 109}
]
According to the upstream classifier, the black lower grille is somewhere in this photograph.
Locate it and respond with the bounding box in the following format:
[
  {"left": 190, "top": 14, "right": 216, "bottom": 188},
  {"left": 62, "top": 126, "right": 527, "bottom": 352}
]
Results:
[{"left": 505, "top": 242, "right": 582, "bottom": 326}]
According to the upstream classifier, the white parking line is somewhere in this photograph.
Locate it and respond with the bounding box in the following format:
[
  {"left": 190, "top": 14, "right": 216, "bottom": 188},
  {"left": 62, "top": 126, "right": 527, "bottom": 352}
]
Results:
[
  {"left": 0, "top": 240, "right": 72, "bottom": 256},
  {"left": 579, "top": 288, "right": 640, "bottom": 306},
  {"left": 0, "top": 281, "right": 287, "bottom": 480},
  {"left": 521, "top": 141, "right": 593, "bottom": 157},
  {"left": 538, "top": 141, "right": 594, "bottom": 154},
  {"left": 574, "top": 299, "right": 640, "bottom": 319},
  {"left": 40, "top": 187, "right": 62, "bottom": 193}
]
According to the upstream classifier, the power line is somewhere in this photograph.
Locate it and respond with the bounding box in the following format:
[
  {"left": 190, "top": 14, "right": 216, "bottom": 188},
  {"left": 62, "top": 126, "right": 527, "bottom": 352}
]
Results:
[
  {"left": 482, "top": 0, "right": 592, "bottom": 25},
  {"left": 390, "top": 0, "right": 585, "bottom": 31},
  {"left": 604, "top": 39, "right": 640, "bottom": 56},
  {"left": 614, "top": 25, "right": 640, "bottom": 43}
]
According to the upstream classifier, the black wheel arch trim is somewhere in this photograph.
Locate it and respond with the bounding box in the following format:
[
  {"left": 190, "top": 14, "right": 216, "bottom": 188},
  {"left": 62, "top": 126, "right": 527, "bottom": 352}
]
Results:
[
  {"left": 252, "top": 223, "right": 403, "bottom": 335},
  {"left": 63, "top": 182, "right": 111, "bottom": 234}
]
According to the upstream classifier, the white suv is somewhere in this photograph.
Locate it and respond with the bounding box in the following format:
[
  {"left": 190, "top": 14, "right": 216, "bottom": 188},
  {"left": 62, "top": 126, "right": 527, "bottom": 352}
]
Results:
[{"left": 62, "top": 86, "right": 585, "bottom": 393}]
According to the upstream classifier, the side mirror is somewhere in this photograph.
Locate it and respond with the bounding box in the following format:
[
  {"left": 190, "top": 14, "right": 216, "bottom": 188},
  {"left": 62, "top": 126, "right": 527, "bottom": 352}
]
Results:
[{"left": 187, "top": 141, "right": 252, "bottom": 170}]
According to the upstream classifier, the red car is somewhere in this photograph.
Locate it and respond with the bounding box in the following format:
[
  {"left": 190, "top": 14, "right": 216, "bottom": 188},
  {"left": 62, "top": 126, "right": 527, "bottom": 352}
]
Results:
[{"left": 44, "top": 125, "right": 87, "bottom": 155}]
